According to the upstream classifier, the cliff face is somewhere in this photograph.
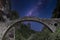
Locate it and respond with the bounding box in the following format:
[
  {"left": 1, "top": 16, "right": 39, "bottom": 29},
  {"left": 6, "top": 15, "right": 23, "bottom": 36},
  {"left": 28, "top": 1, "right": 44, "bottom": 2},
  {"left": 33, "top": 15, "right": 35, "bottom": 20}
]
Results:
[
  {"left": 0, "top": 0, "right": 11, "bottom": 21},
  {"left": 0, "top": 0, "right": 11, "bottom": 11},
  {"left": 0, "top": 0, "right": 3, "bottom": 10}
]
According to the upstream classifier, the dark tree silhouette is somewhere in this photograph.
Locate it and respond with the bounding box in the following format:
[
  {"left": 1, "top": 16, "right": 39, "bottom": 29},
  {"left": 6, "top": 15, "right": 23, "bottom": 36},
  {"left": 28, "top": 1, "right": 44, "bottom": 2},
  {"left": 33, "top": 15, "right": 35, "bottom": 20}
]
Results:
[
  {"left": 10, "top": 10, "right": 19, "bottom": 20},
  {"left": 52, "top": 0, "right": 60, "bottom": 18}
]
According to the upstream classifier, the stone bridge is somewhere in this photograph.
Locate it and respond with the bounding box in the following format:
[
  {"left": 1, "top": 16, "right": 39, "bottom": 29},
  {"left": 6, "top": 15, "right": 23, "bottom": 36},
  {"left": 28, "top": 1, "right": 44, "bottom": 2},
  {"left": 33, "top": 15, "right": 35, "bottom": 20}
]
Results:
[{"left": 0, "top": 16, "right": 60, "bottom": 40}]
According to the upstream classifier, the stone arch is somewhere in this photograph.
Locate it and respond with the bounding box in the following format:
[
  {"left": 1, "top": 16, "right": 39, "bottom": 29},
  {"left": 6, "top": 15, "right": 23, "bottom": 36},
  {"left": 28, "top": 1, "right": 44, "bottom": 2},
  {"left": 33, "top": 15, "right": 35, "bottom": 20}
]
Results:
[{"left": 2, "top": 17, "right": 56, "bottom": 40}]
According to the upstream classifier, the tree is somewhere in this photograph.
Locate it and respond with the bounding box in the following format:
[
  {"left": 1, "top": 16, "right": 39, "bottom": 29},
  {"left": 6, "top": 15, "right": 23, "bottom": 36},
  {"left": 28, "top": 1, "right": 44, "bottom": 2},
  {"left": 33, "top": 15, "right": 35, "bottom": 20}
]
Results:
[
  {"left": 10, "top": 10, "right": 19, "bottom": 20},
  {"left": 15, "top": 22, "right": 36, "bottom": 40},
  {"left": 52, "top": 0, "right": 60, "bottom": 18}
]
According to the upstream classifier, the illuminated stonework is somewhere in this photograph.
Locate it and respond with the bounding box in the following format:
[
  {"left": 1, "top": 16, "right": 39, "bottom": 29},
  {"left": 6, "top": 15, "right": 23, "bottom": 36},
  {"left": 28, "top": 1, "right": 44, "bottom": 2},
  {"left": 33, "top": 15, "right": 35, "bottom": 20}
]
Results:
[{"left": 0, "top": 16, "right": 60, "bottom": 40}]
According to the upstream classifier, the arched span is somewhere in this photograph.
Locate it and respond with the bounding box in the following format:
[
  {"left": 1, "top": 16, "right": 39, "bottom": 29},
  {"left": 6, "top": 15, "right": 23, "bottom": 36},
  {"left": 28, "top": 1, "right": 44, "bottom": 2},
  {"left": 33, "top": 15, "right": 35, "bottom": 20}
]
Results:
[{"left": 2, "top": 17, "right": 56, "bottom": 40}]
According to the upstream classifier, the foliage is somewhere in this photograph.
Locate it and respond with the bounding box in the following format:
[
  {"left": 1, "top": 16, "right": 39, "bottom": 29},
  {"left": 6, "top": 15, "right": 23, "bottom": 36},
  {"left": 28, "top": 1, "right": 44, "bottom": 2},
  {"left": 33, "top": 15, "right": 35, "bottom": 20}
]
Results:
[
  {"left": 15, "top": 23, "right": 36, "bottom": 40},
  {"left": 10, "top": 10, "right": 19, "bottom": 20},
  {"left": 52, "top": 0, "right": 60, "bottom": 18}
]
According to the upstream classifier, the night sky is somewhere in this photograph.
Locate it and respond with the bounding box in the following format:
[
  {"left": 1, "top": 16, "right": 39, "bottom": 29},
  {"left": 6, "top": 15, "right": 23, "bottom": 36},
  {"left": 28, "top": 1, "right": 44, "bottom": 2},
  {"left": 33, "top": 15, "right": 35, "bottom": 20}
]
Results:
[{"left": 11, "top": 0, "right": 57, "bottom": 31}]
